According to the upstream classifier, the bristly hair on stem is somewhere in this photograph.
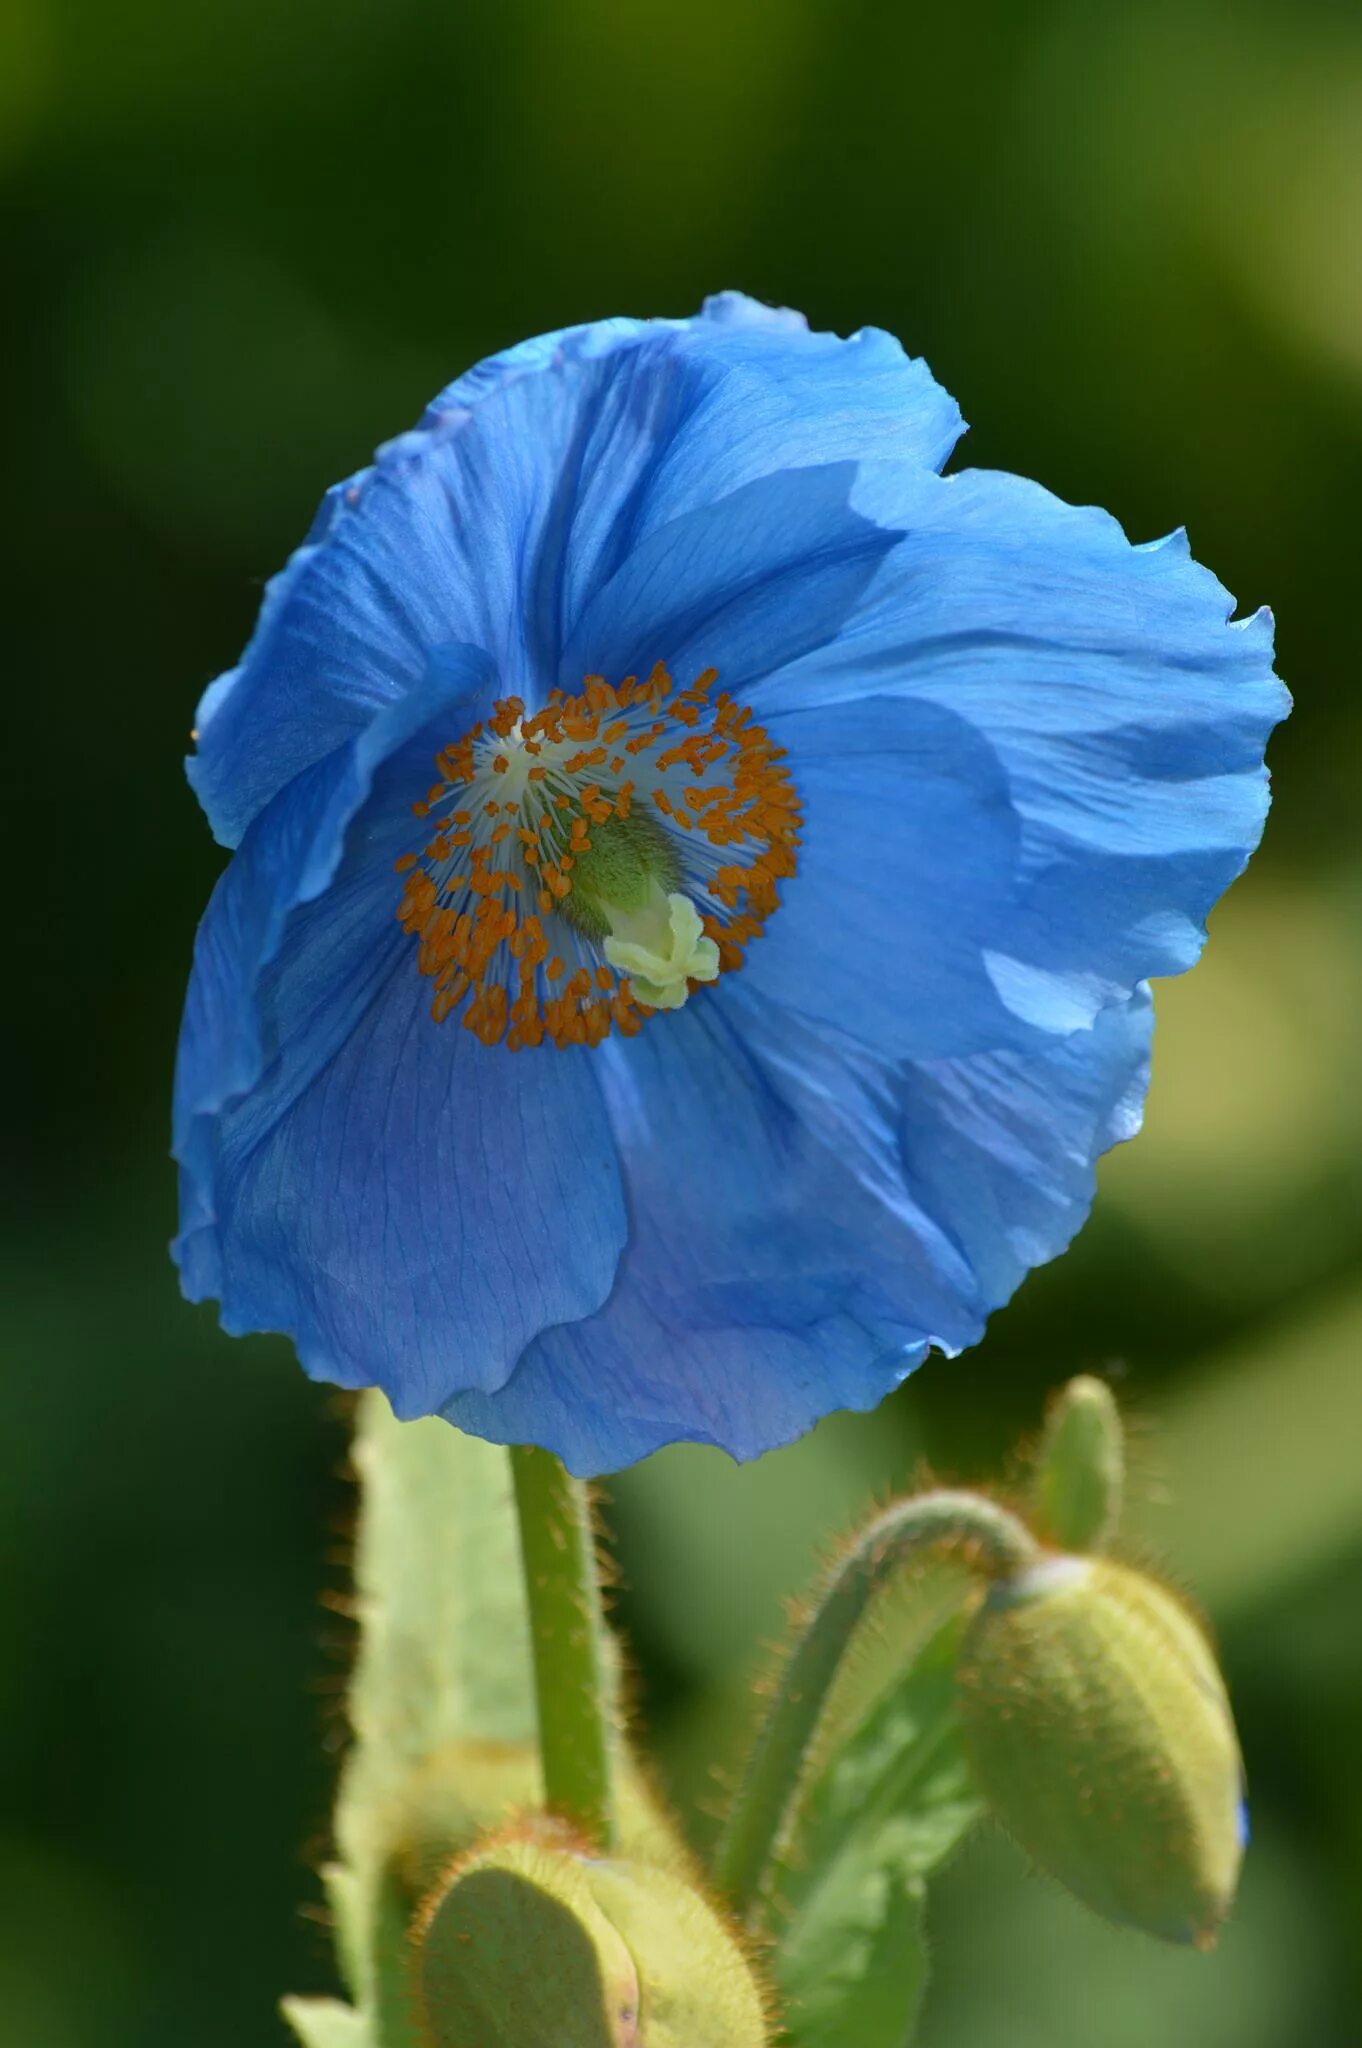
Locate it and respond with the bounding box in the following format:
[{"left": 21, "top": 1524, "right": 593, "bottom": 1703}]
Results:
[{"left": 711, "top": 1488, "right": 1041, "bottom": 1923}]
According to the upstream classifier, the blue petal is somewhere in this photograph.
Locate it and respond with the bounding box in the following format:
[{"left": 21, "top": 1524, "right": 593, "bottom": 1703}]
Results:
[
  {"left": 621, "top": 295, "right": 963, "bottom": 543},
  {"left": 747, "top": 464, "right": 1287, "bottom": 1052},
  {"left": 740, "top": 689, "right": 1028, "bottom": 1060},
  {"left": 189, "top": 298, "right": 961, "bottom": 848},
  {"left": 443, "top": 979, "right": 1150, "bottom": 1476},
  {"left": 895, "top": 986, "right": 1152, "bottom": 1311},
  {"left": 444, "top": 989, "right": 934, "bottom": 1471},
  {"left": 558, "top": 461, "right": 905, "bottom": 692},
  {"left": 174, "top": 649, "right": 627, "bottom": 1416}
]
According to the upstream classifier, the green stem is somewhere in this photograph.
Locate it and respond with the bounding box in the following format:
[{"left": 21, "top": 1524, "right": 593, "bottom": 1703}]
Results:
[
  {"left": 510, "top": 1444, "right": 616, "bottom": 1849},
  {"left": 711, "top": 1488, "right": 1040, "bottom": 1920}
]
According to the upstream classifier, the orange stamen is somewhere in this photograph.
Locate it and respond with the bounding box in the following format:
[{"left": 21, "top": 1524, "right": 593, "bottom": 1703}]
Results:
[{"left": 395, "top": 662, "right": 800, "bottom": 1050}]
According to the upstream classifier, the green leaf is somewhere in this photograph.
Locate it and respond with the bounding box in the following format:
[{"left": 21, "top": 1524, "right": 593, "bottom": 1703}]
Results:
[
  {"left": 773, "top": 1610, "right": 981, "bottom": 2048},
  {"left": 291, "top": 1396, "right": 666, "bottom": 2048},
  {"left": 345, "top": 1390, "right": 537, "bottom": 1779},
  {"left": 778, "top": 1861, "right": 929, "bottom": 2048},
  {"left": 335, "top": 1393, "right": 538, "bottom": 1914},
  {"left": 320, "top": 1865, "right": 366, "bottom": 2019},
  {"left": 322, "top": 1394, "right": 542, "bottom": 2043},
  {"left": 280, "top": 1997, "right": 374, "bottom": 2048}
]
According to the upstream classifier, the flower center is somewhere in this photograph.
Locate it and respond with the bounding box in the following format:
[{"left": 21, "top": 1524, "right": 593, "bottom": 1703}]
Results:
[{"left": 395, "top": 663, "right": 800, "bottom": 1049}]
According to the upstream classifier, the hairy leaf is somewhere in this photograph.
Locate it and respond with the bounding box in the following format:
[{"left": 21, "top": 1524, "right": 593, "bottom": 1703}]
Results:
[
  {"left": 314, "top": 1395, "right": 540, "bottom": 2042},
  {"left": 280, "top": 1996, "right": 374, "bottom": 2048}
]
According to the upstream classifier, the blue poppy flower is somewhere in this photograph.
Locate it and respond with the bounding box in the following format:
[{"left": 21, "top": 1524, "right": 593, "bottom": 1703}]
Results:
[{"left": 173, "top": 292, "right": 1287, "bottom": 1476}]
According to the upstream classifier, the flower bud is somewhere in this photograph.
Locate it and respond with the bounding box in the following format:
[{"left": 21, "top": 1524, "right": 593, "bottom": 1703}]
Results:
[
  {"left": 1032, "top": 1374, "right": 1124, "bottom": 1551},
  {"left": 956, "top": 1556, "right": 1244, "bottom": 1946},
  {"left": 577, "top": 1860, "right": 768, "bottom": 2048},
  {"left": 416, "top": 1835, "right": 640, "bottom": 2047},
  {"left": 415, "top": 1835, "right": 767, "bottom": 2046}
]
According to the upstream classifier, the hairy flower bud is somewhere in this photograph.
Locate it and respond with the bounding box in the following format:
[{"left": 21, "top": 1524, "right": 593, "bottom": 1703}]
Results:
[
  {"left": 956, "top": 1556, "right": 1245, "bottom": 1946},
  {"left": 577, "top": 1860, "right": 768, "bottom": 2048},
  {"left": 416, "top": 1836, "right": 640, "bottom": 2047},
  {"left": 415, "top": 1835, "right": 767, "bottom": 2046},
  {"left": 1032, "top": 1374, "right": 1124, "bottom": 1551}
]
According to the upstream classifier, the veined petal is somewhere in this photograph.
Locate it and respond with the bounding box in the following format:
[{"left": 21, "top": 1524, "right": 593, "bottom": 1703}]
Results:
[
  {"left": 558, "top": 461, "right": 904, "bottom": 693},
  {"left": 750, "top": 463, "right": 1287, "bottom": 1048},
  {"left": 443, "top": 988, "right": 935, "bottom": 1471},
  {"left": 189, "top": 298, "right": 959, "bottom": 848},
  {"left": 895, "top": 985, "right": 1152, "bottom": 1310},
  {"left": 442, "top": 980, "right": 1149, "bottom": 1475},
  {"left": 739, "top": 689, "right": 1027, "bottom": 1060},
  {"left": 174, "top": 648, "right": 627, "bottom": 1414},
  {"left": 628, "top": 292, "right": 963, "bottom": 535}
]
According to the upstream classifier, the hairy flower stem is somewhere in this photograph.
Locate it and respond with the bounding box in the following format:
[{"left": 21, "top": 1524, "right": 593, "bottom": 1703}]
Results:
[
  {"left": 510, "top": 1444, "right": 616, "bottom": 1849},
  {"left": 712, "top": 1489, "right": 1041, "bottom": 1922}
]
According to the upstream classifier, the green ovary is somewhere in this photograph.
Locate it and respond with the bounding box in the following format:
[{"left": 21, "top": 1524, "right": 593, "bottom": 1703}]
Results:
[{"left": 562, "top": 813, "right": 719, "bottom": 1012}]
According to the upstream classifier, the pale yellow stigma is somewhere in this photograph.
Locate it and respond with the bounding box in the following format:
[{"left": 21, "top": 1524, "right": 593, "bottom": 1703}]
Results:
[{"left": 602, "top": 888, "right": 721, "bottom": 1011}]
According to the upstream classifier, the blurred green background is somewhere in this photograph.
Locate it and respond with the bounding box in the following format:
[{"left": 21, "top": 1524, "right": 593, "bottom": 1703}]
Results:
[{"left": 4, "top": 0, "right": 1360, "bottom": 2041}]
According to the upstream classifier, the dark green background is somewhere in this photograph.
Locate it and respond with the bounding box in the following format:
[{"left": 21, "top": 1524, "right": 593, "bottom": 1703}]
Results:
[{"left": 5, "top": 1, "right": 1360, "bottom": 2041}]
